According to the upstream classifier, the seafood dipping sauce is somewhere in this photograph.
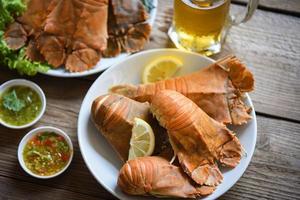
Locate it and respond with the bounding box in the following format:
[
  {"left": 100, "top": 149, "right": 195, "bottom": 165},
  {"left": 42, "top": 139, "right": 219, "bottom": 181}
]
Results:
[
  {"left": 23, "top": 132, "right": 72, "bottom": 176},
  {"left": 0, "top": 85, "right": 42, "bottom": 126}
]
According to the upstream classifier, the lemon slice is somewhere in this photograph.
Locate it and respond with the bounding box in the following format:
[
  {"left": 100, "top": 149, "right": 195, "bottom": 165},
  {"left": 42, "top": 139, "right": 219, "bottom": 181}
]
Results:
[
  {"left": 128, "top": 118, "right": 155, "bottom": 160},
  {"left": 142, "top": 56, "right": 183, "bottom": 83}
]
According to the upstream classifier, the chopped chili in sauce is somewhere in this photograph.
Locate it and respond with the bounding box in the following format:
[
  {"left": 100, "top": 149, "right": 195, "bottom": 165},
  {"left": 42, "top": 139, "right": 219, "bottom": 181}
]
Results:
[{"left": 23, "top": 132, "right": 71, "bottom": 176}]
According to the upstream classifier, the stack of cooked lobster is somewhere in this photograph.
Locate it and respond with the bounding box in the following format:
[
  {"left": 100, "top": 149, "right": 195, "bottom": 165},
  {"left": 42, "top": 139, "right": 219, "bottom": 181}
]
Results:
[
  {"left": 4, "top": 0, "right": 151, "bottom": 72},
  {"left": 91, "top": 55, "right": 254, "bottom": 198}
]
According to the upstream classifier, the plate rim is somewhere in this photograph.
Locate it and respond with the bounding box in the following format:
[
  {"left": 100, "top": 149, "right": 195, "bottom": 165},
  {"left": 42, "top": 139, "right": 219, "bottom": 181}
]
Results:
[
  {"left": 40, "top": 0, "right": 158, "bottom": 78},
  {"left": 77, "top": 48, "right": 257, "bottom": 200}
]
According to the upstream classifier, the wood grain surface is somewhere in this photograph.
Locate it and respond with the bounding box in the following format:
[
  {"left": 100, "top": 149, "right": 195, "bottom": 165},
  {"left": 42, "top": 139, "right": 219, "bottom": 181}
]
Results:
[
  {"left": 0, "top": 0, "right": 299, "bottom": 199},
  {"left": 233, "top": 0, "right": 300, "bottom": 15}
]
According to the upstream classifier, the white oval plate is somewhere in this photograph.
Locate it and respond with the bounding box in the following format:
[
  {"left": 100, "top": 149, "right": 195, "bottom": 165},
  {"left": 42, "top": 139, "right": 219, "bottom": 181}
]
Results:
[
  {"left": 78, "top": 49, "right": 257, "bottom": 200},
  {"left": 41, "top": 0, "right": 158, "bottom": 78}
]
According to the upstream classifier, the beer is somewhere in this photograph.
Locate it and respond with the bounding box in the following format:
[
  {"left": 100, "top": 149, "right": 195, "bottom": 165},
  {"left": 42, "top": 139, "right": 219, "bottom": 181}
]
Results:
[{"left": 171, "top": 0, "right": 231, "bottom": 55}]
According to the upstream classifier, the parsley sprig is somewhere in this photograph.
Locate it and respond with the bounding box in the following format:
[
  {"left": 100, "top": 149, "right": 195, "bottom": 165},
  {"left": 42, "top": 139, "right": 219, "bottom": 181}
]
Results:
[{"left": 2, "top": 89, "right": 25, "bottom": 112}]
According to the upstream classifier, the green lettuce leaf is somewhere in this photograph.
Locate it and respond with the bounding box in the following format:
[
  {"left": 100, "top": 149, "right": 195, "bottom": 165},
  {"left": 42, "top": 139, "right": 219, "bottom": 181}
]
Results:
[{"left": 0, "top": 0, "right": 50, "bottom": 76}]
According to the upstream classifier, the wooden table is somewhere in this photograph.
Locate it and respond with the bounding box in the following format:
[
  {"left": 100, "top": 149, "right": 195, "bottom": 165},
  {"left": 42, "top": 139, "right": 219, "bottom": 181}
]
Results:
[{"left": 1, "top": 0, "right": 299, "bottom": 199}]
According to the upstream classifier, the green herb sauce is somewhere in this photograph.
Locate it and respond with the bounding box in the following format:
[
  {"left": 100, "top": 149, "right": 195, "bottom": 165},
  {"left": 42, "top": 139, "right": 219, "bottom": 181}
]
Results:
[
  {"left": 23, "top": 132, "right": 71, "bottom": 176},
  {"left": 0, "top": 85, "right": 42, "bottom": 126}
]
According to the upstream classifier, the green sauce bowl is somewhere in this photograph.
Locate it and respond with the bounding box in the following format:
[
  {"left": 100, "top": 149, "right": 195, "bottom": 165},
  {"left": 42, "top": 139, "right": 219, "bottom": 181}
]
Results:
[{"left": 0, "top": 79, "right": 46, "bottom": 129}]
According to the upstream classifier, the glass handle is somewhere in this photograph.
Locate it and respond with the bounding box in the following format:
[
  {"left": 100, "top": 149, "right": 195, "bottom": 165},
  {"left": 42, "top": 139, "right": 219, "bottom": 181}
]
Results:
[{"left": 230, "top": 0, "right": 259, "bottom": 26}]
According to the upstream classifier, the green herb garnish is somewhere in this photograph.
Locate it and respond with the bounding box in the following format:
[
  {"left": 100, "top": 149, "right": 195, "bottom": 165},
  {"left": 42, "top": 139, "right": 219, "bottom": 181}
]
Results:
[
  {"left": 2, "top": 89, "right": 26, "bottom": 112},
  {"left": 38, "top": 132, "right": 56, "bottom": 141}
]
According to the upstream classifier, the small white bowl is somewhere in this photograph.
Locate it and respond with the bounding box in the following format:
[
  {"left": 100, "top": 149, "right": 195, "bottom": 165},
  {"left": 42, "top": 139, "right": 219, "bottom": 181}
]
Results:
[
  {"left": 0, "top": 79, "right": 46, "bottom": 129},
  {"left": 18, "top": 126, "right": 74, "bottom": 179}
]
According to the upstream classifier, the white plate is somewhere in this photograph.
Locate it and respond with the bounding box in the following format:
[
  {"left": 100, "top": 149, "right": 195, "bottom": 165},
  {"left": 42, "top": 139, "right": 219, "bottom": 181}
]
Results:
[
  {"left": 41, "top": 0, "right": 158, "bottom": 78},
  {"left": 78, "top": 49, "right": 257, "bottom": 200}
]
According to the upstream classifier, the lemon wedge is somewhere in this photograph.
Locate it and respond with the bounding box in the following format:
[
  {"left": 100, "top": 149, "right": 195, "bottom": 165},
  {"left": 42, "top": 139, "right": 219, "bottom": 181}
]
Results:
[
  {"left": 142, "top": 56, "right": 183, "bottom": 83},
  {"left": 128, "top": 118, "right": 155, "bottom": 160}
]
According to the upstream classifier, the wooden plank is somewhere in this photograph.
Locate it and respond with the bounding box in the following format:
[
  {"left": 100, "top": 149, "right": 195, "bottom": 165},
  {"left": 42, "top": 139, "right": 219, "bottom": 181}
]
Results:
[
  {"left": 0, "top": 176, "right": 104, "bottom": 200},
  {"left": 233, "top": 0, "right": 300, "bottom": 15},
  {"left": 145, "top": 0, "right": 300, "bottom": 121}
]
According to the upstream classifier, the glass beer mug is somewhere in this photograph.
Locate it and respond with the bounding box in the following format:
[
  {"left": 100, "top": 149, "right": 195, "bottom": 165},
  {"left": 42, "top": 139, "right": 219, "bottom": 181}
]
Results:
[{"left": 169, "top": 0, "right": 259, "bottom": 56}]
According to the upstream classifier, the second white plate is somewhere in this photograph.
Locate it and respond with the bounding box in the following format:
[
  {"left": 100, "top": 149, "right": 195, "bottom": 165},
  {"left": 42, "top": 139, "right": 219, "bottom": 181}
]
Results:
[{"left": 41, "top": 0, "right": 158, "bottom": 78}]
